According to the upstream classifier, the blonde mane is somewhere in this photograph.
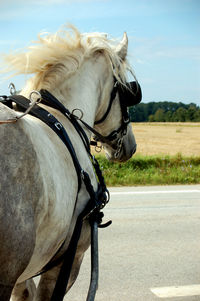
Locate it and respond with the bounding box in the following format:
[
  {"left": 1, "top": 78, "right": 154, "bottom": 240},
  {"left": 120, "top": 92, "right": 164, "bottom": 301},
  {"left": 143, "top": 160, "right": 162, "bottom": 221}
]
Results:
[{"left": 3, "top": 25, "right": 132, "bottom": 90}]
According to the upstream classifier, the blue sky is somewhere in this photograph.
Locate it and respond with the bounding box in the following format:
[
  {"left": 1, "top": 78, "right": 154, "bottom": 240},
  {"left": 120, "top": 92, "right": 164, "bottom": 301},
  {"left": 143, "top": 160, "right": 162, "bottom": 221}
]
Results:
[{"left": 0, "top": 0, "right": 199, "bottom": 105}]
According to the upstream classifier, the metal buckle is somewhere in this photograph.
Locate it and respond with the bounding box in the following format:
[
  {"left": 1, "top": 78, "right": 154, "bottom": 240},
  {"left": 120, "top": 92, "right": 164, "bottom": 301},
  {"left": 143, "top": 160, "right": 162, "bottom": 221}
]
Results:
[
  {"left": 81, "top": 169, "right": 85, "bottom": 180},
  {"left": 123, "top": 115, "right": 130, "bottom": 124},
  {"left": 54, "top": 122, "right": 62, "bottom": 130},
  {"left": 95, "top": 142, "right": 102, "bottom": 153}
]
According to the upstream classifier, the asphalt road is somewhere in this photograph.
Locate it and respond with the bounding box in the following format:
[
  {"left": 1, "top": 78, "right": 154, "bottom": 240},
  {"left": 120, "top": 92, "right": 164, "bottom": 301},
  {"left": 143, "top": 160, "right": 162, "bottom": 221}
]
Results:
[{"left": 64, "top": 185, "right": 200, "bottom": 301}]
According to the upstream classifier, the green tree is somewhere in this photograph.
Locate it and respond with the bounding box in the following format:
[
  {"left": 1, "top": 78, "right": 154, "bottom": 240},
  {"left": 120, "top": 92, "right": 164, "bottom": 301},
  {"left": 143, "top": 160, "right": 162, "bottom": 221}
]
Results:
[
  {"left": 194, "top": 109, "right": 200, "bottom": 121},
  {"left": 129, "top": 101, "right": 200, "bottom": 122},
  {"left": 165, "top": 111, "right": 173, "bottom": 122},
  {"left": 154, "top": 108, "right": 165, "bottom": 122},
  {"left": 176, "top": 107, "right": 187, "bottom": 122},
  {"left": 148, "top": 114, "right": 154, "bottom": 122},
  {"left": 186, "top": 105, "right": 197, "bottom": 121}
]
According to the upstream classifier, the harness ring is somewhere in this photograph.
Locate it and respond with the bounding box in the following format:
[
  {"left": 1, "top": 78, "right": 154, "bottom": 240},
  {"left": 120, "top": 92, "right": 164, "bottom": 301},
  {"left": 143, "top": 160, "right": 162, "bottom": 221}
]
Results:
[
  {"left": 9, "top": 83, "right": 16, "bottom": 95},
  {"left": 72, "top": 108, "right": 84, "bottom": 120}
]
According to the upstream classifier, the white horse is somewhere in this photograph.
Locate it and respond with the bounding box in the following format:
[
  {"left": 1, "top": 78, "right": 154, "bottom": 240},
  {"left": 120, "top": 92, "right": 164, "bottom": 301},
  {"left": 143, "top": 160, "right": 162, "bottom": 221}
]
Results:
[{"left": 0, "top": 26, "right": 139, "bottom": 301}]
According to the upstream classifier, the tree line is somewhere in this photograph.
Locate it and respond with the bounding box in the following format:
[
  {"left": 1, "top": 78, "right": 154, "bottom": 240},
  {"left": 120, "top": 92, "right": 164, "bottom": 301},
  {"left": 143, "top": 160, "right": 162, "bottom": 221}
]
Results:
[{"left": 129, "top": 101, "right": 200, "bottom": 122}]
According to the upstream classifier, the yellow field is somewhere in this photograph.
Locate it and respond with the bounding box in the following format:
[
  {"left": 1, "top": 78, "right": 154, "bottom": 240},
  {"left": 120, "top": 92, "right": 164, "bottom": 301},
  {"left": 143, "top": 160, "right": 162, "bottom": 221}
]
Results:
[{"left": 132, "top": 122, "right": 200, "bottom": 156}]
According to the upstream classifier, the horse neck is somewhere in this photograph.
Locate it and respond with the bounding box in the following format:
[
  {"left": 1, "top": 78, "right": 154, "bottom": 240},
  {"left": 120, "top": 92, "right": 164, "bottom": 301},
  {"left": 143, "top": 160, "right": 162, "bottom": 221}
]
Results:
[
  {"left": 53, "top": 72, "right": 99, "bottom": 128},
  {"left": 21, "top": 59, "right": 103, "bottom": 137}
]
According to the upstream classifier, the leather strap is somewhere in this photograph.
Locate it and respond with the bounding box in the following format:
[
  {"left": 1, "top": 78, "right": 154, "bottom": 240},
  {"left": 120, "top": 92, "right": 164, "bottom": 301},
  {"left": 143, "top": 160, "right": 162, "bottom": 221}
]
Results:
[{"left": 9, "top": 95, "right": 83, "bottom": 190}]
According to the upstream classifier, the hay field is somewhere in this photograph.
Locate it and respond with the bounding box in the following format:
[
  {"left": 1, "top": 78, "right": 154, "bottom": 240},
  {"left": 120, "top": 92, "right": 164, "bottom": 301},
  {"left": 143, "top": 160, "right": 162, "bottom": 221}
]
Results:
[{"left": 132, "top": 122, "right": 200, "bottom": 156}]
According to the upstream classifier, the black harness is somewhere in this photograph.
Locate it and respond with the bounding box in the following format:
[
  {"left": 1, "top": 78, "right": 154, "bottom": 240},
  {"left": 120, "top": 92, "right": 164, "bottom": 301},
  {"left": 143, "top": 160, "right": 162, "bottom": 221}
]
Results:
[{"left": 0, "top": 78, "right": 141, "bottom": 301}]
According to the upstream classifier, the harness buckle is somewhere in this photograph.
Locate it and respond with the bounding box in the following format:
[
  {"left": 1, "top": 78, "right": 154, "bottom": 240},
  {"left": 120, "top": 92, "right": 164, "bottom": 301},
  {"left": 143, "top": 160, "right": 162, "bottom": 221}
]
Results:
[
  {"left": 123, "top": 115, "right": 130, "bottom": 124},
  {"left": 95, "top": 142, "right": 102, "bottom": 153},
  {"left": 80, "top": 169, "right": 85, "bottom": 180},
  {"left": 54, "top": 122, "right": 62, "bottom": 130}
]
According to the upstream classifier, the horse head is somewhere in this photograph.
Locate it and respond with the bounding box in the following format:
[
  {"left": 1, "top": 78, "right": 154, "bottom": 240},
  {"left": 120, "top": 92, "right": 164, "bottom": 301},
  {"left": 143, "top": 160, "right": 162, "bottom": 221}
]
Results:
[
  {"left": 93, "top": 33, "right": 142, "bottom": 162},
  {"left": 3, "top": 26, "right": 141, "bottom": 162}
]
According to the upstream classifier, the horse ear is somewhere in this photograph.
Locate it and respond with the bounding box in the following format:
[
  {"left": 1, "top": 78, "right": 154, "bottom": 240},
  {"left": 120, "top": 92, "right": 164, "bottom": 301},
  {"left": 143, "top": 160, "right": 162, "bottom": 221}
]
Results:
[{"left": 116, "top": 32, "right": 128, "bottom": 61}]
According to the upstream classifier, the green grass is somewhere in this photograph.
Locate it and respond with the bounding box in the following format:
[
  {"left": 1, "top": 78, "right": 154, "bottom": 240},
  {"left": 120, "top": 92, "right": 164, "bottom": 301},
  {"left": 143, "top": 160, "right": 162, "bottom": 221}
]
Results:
[{"left": 95, "top": 153, "right": 200, "bottom": 186}]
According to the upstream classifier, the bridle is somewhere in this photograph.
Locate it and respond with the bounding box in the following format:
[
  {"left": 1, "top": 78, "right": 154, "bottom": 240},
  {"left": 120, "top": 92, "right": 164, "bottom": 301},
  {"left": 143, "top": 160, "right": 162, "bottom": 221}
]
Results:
[
  {"left": 88, "top": 77, "right": 142, "bottom": 158},
  {"left": 38, "top": 78, "right": 142, "bottom": 159}
]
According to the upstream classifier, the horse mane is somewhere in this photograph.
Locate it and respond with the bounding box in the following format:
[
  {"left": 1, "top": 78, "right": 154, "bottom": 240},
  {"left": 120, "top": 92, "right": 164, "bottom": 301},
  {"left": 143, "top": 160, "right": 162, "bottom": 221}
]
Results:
[{"left": 3, "top": 25, "right": 132, "bottom": 90}]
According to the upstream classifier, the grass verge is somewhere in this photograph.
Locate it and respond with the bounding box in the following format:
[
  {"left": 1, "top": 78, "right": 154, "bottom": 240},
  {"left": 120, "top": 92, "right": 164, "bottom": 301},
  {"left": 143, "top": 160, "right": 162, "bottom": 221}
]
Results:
[{"left": 96, "top": 153, "right": 200, "bottom": 186}]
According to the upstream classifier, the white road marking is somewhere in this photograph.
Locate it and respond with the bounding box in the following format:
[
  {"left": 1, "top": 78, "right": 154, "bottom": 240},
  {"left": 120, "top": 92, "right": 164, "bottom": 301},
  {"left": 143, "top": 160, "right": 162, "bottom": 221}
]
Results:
[
  {"left": 110, "top": 190, "right": 200, "bottom": 195},
  {"left": 151, "top": 284, "right": 200, "bottom": 298}
]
